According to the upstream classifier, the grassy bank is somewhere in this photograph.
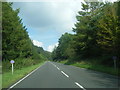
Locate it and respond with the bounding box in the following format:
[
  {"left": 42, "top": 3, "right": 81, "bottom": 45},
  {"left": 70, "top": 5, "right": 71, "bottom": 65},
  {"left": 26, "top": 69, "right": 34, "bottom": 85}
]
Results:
[
  {"left": 2, "top": 58, "right": 44, "bottom": 73},
  {"left": 2, "top": 61, "right": 45, "bottom": 88},
  {"left": 59, "top": 60, "right": 119, "bottom": 76},
  {"left": 0, "top": 74, "right": 2, "bottom": 90}
]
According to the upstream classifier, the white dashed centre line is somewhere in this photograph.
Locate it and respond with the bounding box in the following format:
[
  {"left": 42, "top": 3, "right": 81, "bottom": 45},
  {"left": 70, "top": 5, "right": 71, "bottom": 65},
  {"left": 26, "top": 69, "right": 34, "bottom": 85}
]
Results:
[
  {"left": 50, "top": 62, "right": 55, "bottom": 66},
  {"left": 50, "top": 62, "right": 86, "bottom": 90},
  {"left": 57, "top": 67, "right": 60, "bottom": 70},
  {"left": 61, "top": 71, "right": 69, "bottom": 77},
  {"left": 50, "top": 62, "right": 56, "bottom": 67},
  {"left": 75, "top": 82, "right": 86, "bottom": 90}
]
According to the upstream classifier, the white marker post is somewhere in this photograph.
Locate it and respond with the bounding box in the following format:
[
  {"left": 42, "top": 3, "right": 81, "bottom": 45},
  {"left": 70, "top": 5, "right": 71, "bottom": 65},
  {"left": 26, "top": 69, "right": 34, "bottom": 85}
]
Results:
[{"left": 10, "top": 60, "right": 15, "bottom": 75}]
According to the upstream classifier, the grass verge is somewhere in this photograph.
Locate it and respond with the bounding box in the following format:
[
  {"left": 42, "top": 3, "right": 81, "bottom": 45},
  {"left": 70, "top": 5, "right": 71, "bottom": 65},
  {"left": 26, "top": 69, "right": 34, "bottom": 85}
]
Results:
[
  {"left": 59, "top": 60, "right": 120, "bottom": 76},
  {"left": 2, "top": 61, "right": 45, "bottom": 88},
  {"left": 0, "top": 74, "right": 2, "bottom": 90}
]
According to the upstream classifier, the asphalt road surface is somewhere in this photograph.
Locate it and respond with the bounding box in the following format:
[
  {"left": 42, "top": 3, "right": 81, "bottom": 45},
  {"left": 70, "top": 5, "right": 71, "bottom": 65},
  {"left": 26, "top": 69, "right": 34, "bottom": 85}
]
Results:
[{"left": 9, "top": 61, "right": 119, "bottom": 89}]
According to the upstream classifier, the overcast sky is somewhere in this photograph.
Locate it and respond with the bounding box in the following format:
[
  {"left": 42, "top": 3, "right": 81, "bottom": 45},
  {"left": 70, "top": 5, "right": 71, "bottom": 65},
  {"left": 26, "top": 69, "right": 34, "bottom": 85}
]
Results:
[
  {"left": 10, "top": 0, "right": 117, "bottom": 52},
  {"left": 11, "top": 0, "right": 84, "bottom": 52}
]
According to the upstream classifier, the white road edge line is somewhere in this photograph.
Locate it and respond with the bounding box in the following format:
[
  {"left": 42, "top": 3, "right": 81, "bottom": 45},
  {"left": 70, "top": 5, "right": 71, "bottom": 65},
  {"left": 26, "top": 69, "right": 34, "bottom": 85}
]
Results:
[
  {"left": 8, "top": 62, "right": 47, "bottom": 90},
  {"left": 75, "top": 82, "right": 86, "bottom": 90},
  {"left": 57, "top": 67, "right": 60, "bottom": 70},
  {"left": 61, "top": 71, "right": 69, "bottom": 77}
]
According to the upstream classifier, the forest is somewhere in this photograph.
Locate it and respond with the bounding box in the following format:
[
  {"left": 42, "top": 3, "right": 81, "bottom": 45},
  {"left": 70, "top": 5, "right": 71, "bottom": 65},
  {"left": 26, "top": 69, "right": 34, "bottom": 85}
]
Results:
[
  {"left": 52, "top": 1, "right": 120, "bottom": 70},
  {"left": 1, "top": 1, "right": 120, "bottom": 89},
  {"left": 1, "top": 1, "right": 120, "bottom": 74},
  {"left": 2, "top": 2, "right": 51, "bottom": 72}
]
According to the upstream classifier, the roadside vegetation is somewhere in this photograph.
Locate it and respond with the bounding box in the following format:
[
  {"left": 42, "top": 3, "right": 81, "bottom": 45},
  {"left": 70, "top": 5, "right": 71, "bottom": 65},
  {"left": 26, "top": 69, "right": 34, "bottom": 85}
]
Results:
[
  {"left": 59, "top": 60, "right": 119, "bottom": 76},
  {"left": 0, "top": 74, "right": 2, "bottom": 90},
  {"left": 1, "top": 1, "right": 120, "bottom": 88},
  {"left": 52, "top": 1, "right": 120, "bottom": 76},
  {"left": 2, "top": 61, "right": 45, "bottom": 88},
  {"left": 2, "top": 2, "right": 51, "bottom": 88}
]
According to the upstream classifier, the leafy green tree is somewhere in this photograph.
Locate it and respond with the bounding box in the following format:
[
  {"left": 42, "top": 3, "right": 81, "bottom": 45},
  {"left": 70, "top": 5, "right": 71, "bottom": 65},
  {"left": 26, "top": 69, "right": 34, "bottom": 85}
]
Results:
[
  {"left": 73, "top": 1, "right": 104, "bottom": 58},
  {"left": 52, "top": 33, "right": 75, "bottom": 61},
  {"left": 2, "top": 2, "right": 33, "bottom": 60},
  {"left": 2, "top": 2, "right": 52, "bottom": 72},
  {"left": 97, "top": 2, "right": 119, "bottom": 57},
  {"left": 52, "top": 1, "right": 120, "bottom": 67}
]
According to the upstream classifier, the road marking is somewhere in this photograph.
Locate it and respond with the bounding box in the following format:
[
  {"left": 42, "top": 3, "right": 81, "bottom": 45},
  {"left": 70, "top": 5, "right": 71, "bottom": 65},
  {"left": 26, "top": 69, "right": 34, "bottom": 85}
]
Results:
[
  {"left": 49, "top": 62, "right": 55, "bottom": 66},
  {"left": 8, "top": 62, "right": 47, "bottom": 89},
  {"left": 57, "top": 67, "right": 60, "bottom": 70},
  {"left": 53, "top": 63, "right": 56, "bottom": 67},
  {"left": 75, "top": 82, "right": 86, "bottom": 90},
  {"left": 49, "top": 62, "right": 57, "bottom": 68},
  {"left": 54, "top": 65, "right": 56, "bottom": 67},
  {"left": 61, "top": 71, "right": 69, "bottom": 77},
  {"left": 49, "top": 62, "right": 60, "bottom": 70}
]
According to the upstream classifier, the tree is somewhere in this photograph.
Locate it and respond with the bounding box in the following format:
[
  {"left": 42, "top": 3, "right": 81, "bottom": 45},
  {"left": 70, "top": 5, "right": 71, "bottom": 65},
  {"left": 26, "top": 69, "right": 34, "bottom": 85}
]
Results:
[
  {"left": 52, "top": 1, "right": 120, "bottom": 67},
  {"left": 97, "top": 2, "right": 119, "bottom": 57},
  {"left": 2, "top": 2, "right": 33, "bottom": 60},
  {"left": 52, "top": 33, "right": 75, "bottom": 61},
  {"left": 73, "top": 1, "right": 104, "bottom": 58}
]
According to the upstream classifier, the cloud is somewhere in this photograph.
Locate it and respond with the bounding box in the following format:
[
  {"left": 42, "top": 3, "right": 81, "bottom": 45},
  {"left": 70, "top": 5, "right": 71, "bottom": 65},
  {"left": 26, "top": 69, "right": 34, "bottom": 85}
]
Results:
[
  {"left": 11, "top": 1, "right": 82, "bottom": 51},
  {"left": 12, "top": 1, "right": 82, "bottom": 33},
  {"left": 32, "top": 40, "right": 43, "bottom": 47},
  {"left": 10, "top": 0, "right": 117, "bottom": 51},
  {"left": 47, "top": 43, "right": 58, "bottom": 52}
]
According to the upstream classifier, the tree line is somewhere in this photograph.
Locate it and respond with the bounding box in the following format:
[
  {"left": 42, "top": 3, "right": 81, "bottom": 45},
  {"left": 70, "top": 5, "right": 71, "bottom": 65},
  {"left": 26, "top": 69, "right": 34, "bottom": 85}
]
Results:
[
  {"left": 2, "top": 2, "right": 51, "bottom": 72},
  {"left": 52, "top": 1, "right": 120, "bottom": 67}
]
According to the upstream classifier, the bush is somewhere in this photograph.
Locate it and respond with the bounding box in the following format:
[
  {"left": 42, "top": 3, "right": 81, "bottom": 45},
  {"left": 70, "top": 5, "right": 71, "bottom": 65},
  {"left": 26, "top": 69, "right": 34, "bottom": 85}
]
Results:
[{"left": 2, "top": 58, "right": 42, "bottom": 73}]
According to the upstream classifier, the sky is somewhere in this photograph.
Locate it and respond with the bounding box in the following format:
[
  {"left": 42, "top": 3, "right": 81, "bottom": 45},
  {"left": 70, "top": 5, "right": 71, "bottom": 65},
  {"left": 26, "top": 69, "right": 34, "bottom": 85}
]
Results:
[
  {"left": 11, "top": 0, "right": 84, "bottom": 52},
  {"left": 10, "top": 0, "right": 117, "bottom": 52}
]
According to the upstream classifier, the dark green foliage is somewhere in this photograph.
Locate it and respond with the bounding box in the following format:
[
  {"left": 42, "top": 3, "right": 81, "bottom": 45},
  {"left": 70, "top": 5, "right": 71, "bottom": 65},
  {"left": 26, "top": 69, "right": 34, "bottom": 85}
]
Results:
[
  {"left": 52, "top": 1, "right": 120, "bottom": 68},
  {"left": 2, "top": 2, "right": 33, "bottom": 60},
  {"left": 33, "top": 46, "right": 52, "bottom": 60},
  {"left": 2, "top": 2, "right": 51, "bottom": 72},
  {"left": 2, "top": 58, "right": 40, "bottom": 72},
  {"left": 52, "top": 33, "right": 75, "bottom": 61}
]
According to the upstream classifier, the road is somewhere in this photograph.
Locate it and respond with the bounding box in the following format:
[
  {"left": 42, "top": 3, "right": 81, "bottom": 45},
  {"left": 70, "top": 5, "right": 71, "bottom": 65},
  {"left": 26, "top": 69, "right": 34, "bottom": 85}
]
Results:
[{"left": 9, "top": 61, "right": 119, "bottom": 89}]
